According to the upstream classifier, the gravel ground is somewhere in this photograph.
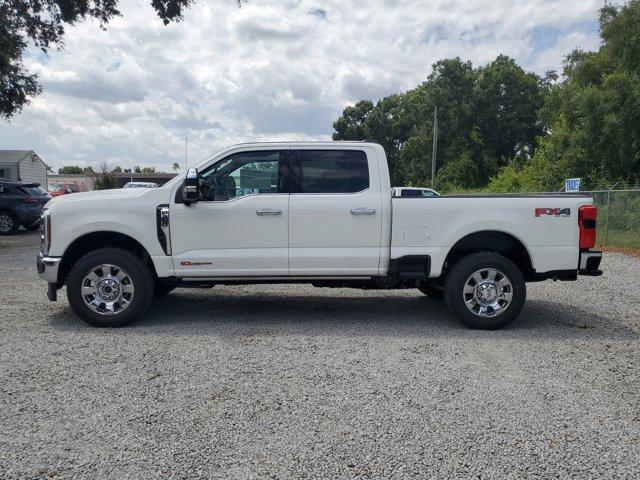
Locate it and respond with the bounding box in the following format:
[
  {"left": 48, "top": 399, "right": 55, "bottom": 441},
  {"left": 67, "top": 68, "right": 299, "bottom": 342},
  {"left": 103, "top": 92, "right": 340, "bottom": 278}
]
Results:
[{"left": 0, "top": 231, "right": 639, "bottom": 479}]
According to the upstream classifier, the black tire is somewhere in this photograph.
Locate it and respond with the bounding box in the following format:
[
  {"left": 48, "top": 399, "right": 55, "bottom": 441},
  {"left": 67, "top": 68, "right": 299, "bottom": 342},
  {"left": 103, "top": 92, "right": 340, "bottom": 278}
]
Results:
[
  {"left": 0, "top": 210, "right": 19, "bottom": 235},
  {"left": 25, "top": 224, "right": 42, "bottom": 231},
  {"left": 66, "top": 247, "right": 154, "bottom": 327},
  {"left": 443, "top": 252, "right": 526, "bottom": 330},
  {"left": 154, "top": 279, "right": 178, "bottom": 297},
  {"left": 418, "top": 282, "right": 444, "bottom": 299}
]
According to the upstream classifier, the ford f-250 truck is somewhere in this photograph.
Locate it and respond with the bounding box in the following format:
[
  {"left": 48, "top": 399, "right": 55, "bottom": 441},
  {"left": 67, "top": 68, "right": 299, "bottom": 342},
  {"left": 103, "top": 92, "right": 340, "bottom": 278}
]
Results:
[{"left": 36, "top": 142, "right": 602, "bottom": 329}]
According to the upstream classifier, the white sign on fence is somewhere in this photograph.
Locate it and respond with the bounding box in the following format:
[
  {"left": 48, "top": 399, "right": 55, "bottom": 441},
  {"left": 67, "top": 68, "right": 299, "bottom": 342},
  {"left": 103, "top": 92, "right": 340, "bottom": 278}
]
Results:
[{"left": 565, "top": 178, "right": 581, "bottom": 192}]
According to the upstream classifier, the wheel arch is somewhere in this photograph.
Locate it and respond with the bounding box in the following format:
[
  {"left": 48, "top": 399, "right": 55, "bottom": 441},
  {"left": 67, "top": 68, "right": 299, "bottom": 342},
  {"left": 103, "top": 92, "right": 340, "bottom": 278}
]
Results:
[
  {"left": 442, "top": 230, "right": 535, "bottom": 281},
  {"left": 57, "top": 231, "right": 157, "bottom": 286}
]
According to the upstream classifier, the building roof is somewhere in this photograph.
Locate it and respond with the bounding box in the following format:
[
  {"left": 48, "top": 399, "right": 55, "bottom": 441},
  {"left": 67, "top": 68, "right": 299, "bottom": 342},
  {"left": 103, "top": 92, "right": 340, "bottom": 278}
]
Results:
[
  {"left": 0, "top": 150, "right": 33, "bottom": 165},
  {"left": 0, "top": 150, "right": 49, "bottom": 168}
]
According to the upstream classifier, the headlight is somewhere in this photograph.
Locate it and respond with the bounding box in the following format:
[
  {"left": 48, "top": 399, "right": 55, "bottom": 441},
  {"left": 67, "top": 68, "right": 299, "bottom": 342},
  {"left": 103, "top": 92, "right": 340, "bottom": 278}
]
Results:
[{"left": 42, "top": 208, "right": 51, "bottom": 254}]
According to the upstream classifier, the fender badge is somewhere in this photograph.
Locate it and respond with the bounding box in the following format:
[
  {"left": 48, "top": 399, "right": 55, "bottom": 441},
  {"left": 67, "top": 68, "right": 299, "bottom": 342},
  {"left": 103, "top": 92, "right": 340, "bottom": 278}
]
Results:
[{"left": 181, "top": 261, "right": 212, "bottom": 266}]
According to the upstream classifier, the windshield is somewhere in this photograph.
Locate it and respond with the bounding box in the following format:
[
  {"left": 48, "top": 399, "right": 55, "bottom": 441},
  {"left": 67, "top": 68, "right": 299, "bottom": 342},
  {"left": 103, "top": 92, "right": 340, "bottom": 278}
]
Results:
[
  {"left": 49, "top": 183, "right": 64, "bottom": 192},
  {"left": 20, "top": 185, "right": 48, "bottom": 196}
]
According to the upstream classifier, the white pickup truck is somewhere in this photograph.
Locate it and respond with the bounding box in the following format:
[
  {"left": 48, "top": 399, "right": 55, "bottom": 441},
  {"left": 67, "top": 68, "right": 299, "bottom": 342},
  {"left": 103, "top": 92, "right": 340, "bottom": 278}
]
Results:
[{"left": 37, "top": 142, "right": 602, "bottom": 329}]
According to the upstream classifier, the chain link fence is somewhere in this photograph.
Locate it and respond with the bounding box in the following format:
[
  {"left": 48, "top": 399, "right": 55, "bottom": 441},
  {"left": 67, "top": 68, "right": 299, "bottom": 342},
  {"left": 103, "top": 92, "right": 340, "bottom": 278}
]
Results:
[{"left": 530, "top": 189, "right": 640, "bottom": 249}]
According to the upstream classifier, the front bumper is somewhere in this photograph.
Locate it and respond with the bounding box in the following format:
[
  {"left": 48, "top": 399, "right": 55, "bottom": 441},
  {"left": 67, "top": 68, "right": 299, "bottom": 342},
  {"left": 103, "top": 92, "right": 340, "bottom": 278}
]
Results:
[
  {"left": 578, "top": 250, "right": 602, "bottom": 276},
  {"left": 37, "top": 252, "right": 62, "bottom": 284}
]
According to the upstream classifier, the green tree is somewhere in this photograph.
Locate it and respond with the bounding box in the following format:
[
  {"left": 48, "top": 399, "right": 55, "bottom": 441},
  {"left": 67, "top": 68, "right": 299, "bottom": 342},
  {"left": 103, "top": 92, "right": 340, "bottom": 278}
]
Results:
[
  {"left": 332, "top": 96, "right": 410, "bottom": 184},
  {"left": 88, "top": 161, "right": 117, "bottom": 190},
  {"left": 58, "top": 165, "right": 84, "bottom": 174},
  {"left": 332, "top": 100, "right": 374, "bottom": 141},
  {"left": 1, "top": 1, "right": 243, "bottom": 119},
  {"left": 474, "top": 55, "right": 544, "bottom": 166},
  {"left": 172, "top": 162, "right": 180, "bottom": 172},
  {"left": 490, "top": 0, "right": 640, "bottom": 191},
  {"left": 332, "top": 56, "right": 545, "bottom": 190}
]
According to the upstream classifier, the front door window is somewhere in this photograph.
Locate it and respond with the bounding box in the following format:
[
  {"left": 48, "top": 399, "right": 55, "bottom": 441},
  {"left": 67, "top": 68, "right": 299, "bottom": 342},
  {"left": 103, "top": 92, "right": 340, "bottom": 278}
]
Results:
[{"left": 198, "top": 150, "right": 289, "bottom": 201}]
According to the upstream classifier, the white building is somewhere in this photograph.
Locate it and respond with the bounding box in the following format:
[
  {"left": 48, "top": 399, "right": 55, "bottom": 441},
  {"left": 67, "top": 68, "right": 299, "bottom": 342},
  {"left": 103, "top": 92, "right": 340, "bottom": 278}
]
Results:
[{"left": 0, "top": 150, "right": 49, "bottom": 186}]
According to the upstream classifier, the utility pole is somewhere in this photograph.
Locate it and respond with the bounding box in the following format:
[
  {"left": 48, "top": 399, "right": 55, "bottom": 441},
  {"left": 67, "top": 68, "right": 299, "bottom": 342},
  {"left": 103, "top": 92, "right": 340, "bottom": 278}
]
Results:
[{"left": 431, "top": 107, "right": 438, "bottom": 189}]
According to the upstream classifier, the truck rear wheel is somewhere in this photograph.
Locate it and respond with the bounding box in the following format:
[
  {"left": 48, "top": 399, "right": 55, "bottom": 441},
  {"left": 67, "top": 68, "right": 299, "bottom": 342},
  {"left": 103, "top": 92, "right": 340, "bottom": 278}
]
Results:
[
  {"left": 66, "top": 247, "right": 154, "bottom": 327},
  {"left": 443, "top": 252, "right": 526, "bottom": 330}
]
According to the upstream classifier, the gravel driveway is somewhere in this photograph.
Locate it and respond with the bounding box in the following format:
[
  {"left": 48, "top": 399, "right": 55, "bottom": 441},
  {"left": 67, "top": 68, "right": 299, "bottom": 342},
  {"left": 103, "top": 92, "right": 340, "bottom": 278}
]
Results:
[{"left": 1, "top": 231, "right": 639, "bottom": 479}]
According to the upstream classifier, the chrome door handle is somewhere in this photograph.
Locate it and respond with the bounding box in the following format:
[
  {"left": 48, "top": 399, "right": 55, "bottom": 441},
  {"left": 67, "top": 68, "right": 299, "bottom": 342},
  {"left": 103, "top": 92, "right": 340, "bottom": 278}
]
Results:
[
  {"left": 256, "top": 209, "right": 282, "bottom": 216},
  {"left": 350, "top": 207, "right": 376, "bottom": 215}
]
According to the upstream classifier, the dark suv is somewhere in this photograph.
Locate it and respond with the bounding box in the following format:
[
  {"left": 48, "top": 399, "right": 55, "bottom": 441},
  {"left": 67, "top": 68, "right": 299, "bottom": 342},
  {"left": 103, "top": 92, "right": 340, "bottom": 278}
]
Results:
[{"left": 0, "top": 181, "right": 52, "bottom": 235}]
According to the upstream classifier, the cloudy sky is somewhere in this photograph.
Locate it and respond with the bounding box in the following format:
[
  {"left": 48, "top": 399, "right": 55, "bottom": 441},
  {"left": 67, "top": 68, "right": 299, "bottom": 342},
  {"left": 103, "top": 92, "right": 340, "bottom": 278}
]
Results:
[{"left": 1, "top": 0, "right": 610, "bottom": 172}]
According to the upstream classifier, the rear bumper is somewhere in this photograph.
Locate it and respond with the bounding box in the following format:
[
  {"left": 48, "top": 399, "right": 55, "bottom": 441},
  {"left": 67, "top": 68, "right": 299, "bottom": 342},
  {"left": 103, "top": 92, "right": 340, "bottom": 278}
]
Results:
[{"left": 578, "top": 250, "right": 602, "bottom": 276}]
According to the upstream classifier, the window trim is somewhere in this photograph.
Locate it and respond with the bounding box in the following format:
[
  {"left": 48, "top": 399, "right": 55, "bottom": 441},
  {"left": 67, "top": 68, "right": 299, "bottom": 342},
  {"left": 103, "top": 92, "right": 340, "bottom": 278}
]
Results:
[{"left": 290, "top": 149, "right": 371, "bottom": 196}]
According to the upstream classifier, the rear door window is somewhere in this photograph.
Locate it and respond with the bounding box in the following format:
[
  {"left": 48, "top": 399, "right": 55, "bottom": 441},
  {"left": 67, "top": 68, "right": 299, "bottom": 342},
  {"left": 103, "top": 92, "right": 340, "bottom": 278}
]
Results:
[{"left": 292, "top": 150, "right": 369, "bottom": 194}]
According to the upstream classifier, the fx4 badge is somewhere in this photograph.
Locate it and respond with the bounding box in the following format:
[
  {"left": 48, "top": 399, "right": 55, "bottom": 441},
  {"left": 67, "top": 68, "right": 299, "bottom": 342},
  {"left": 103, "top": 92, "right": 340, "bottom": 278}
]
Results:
[
  {"left": 180, "top": 261, "right": 213, "bottom": 266},
  {"left": 535, "top": 207, "right": 571, "bottom": 217}
]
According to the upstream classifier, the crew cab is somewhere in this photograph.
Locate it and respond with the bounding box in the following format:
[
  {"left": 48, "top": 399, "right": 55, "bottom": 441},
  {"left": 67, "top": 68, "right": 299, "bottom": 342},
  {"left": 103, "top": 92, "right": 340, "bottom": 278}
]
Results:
[{"left": 36, "top": 142, "right": 602, "bottom": 329}]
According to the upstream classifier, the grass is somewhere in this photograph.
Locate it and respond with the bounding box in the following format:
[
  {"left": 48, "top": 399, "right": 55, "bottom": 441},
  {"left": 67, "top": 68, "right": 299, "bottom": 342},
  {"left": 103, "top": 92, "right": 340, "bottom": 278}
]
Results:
[
  {"left": 600, "top": 245, "right": 640, "bottom": 258},
  {"left": 597, "top": 230, "right": 640, "bottom": 250}
]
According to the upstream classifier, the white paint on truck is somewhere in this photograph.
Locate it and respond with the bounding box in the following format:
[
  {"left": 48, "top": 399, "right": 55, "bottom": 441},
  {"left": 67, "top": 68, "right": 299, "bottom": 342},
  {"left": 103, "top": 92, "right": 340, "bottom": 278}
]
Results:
[{"left": 37, "top": 141, "right": 602, "bottom": 329}]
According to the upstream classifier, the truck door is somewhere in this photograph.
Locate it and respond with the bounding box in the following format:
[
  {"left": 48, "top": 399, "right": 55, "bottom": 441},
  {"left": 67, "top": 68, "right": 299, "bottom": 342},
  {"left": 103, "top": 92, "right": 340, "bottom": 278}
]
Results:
[
  {"left": 170, "top": 149, "right": 290, "bottom": 277},
  {"left": 288, "top": 147, "right": 383, "bottom": 276}
]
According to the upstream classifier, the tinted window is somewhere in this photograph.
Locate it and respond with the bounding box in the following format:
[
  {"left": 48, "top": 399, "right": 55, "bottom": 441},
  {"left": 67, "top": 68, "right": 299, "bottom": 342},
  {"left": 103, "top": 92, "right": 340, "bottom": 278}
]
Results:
[
  {"left": 19, "top": 185, "right": 47, "bottom": 196},
  {"left": 400, "top": 189, "right": 437, "bottom": 198},
  {"left": 199, "top": 150, "right": 289, "bottom": 201},
  {"left": 400, "top": 189, "right": 420, "bottom": 197},
  {"left": 293, "top": 150, "right": 369, "bottom": 193}
]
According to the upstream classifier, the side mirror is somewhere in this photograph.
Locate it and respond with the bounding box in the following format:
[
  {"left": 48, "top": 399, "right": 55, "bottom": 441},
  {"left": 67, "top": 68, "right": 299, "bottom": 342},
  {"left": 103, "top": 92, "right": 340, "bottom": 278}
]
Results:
[{"left": 182, "top": 168, "right": 199, "bottom": 205}]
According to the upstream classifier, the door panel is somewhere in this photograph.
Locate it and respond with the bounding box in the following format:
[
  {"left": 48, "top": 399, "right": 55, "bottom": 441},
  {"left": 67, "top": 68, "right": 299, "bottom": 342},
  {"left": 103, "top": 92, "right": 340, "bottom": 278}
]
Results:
[
  {"left": 170, "top": 149, "right": 290, "bottom": 277},
  {"left": 171, "top": 195, "right": 289, "bottom": 276},
  {"left": 289, "top": 148, "right": 382, "bottom": 276}
]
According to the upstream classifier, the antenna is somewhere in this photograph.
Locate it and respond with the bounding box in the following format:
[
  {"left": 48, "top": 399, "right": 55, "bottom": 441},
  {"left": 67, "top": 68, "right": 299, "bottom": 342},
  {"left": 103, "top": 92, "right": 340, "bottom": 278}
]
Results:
[{"left": 185, "top": 137, "right": 188, "bottom": 170}]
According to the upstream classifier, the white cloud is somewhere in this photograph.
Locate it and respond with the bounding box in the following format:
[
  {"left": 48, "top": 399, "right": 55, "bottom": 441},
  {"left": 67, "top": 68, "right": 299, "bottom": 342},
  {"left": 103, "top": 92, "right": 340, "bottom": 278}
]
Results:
[{"left": 1, "top": 0, "right": 607, "bottom": 171}]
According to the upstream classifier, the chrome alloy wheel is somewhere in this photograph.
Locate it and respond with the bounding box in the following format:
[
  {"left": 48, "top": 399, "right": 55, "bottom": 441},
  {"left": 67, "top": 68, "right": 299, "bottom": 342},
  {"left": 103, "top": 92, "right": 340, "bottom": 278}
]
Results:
[
  {"left": 463, "top": 268, "right": 513, "bottom": 318},
  {"left": 0, "top": 214, "right": 14, "bottom": 233},
  {"left": 81, "top": 264, "right": 135, "bottom": 315}
]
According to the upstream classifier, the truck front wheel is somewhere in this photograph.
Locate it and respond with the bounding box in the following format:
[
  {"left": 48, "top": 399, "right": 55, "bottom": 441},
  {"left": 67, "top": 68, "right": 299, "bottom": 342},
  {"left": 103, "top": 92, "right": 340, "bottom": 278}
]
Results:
[
  {"left": 443, "top": 252, "right": 526, "bottom": 330},
  {"left": 66, "top": 247, "right": 154, "bottom": 327}
]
